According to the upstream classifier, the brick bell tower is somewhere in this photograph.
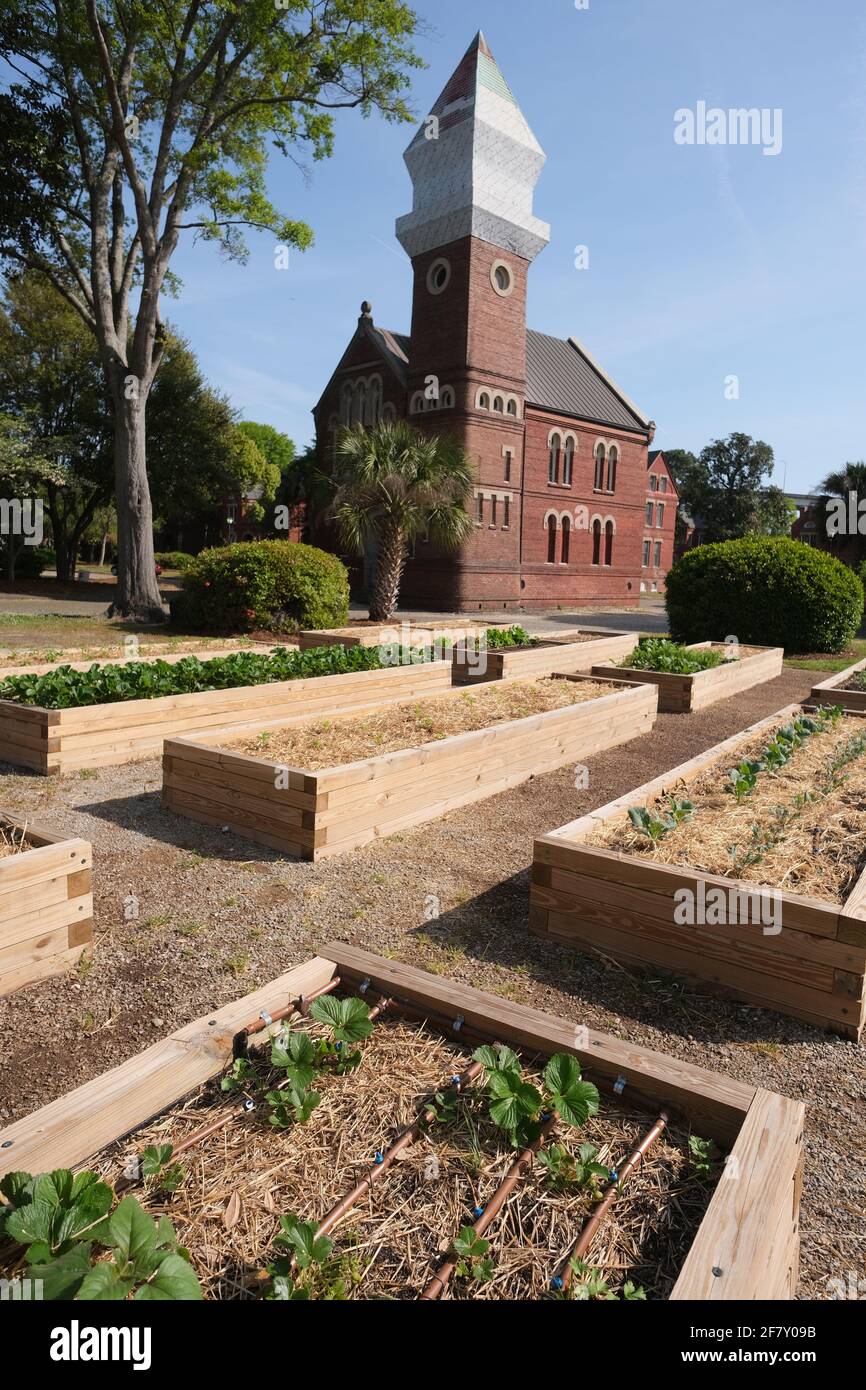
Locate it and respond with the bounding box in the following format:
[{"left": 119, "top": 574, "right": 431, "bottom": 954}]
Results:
[{"left": 395, "top": 32, "right": 550, "bottom": 609}]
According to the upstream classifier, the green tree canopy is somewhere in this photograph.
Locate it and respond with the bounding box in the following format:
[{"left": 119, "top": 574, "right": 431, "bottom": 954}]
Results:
[
  {"left": 668, "top": 433, "right": 776, "bottom": 543},
  {"left": 0, "top": 0, "right": 421, "bottom": 618},
  {"left": 330, "top": 420, "right": 475, "bottom": 620}
]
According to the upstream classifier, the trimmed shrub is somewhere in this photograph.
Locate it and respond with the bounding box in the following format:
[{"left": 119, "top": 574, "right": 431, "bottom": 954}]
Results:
[
  {"left": 665, "top": 536, "right": 863, "bottom": 654},
  {"left": 176, "top": 540, "right": 349, "bottom": 633},
  {"left": 155, "top": 550, "right": 195, "bottom": 573},
  {"left": 7, "top": 546, "right": 55, "bottom": 580}
]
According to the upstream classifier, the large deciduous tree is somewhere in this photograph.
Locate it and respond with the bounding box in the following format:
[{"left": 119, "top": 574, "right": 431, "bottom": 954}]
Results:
[
  {"left": 0, "top": 1, "right": 420, "bottom": 618},
  {"left": 668, "top": 433, "right": 776, "bottom": 543},
  {"left": 0, "top": 272, "right": 277, "bottom": 577}
]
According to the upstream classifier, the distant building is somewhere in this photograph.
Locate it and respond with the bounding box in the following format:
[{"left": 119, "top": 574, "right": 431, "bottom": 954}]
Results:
[{"left": 311, "top": 33, "right": 675, "bottom": 610}]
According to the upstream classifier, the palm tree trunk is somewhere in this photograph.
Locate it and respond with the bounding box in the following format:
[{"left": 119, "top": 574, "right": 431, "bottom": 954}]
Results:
[{"left": 369, "top": 524, "right": 406, "bottom": 621}]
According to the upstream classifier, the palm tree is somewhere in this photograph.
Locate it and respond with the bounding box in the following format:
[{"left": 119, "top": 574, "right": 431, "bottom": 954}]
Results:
[
  {"left": 330, "top": 420, "right": 475, "bottom": 621},
  {"left": 815, "top": 461, "right": 866, "bottom": 554}
]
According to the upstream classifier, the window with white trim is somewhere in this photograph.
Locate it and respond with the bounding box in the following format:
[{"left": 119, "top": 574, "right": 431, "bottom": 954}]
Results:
[
  {"left": 642, "top": 540, "right": 650, "bottom": 567},
  {"left": 656, "top": 504, "right": 665, "bottom": 528}
]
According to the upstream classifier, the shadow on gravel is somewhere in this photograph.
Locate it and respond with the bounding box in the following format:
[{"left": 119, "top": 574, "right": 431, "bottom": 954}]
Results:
[
  {"left": 80, "top": 790, "right": 286, "bottom": 865},
  {"left": 406, "top": 876, "right": 837, "bottom": 1052}
]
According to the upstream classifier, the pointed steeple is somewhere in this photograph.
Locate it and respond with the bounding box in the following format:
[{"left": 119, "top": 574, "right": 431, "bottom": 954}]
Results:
[{"left": 396, "top": 33, "right": 549, "bottom": 262}]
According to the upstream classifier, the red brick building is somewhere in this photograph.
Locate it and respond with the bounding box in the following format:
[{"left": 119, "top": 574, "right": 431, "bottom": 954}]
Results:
[{"left": 313, "top": 33, "right": 676, "bottom": 611}]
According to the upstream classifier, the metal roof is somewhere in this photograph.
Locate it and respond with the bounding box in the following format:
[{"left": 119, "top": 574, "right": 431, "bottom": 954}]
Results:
[{"left": 525, "top": 330, "right": 649, "bottom": 434}]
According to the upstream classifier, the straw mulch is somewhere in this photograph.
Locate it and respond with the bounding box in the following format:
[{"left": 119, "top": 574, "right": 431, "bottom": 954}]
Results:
[
  {"left": 227, "top": 678, "right": 618, "bottom": 770},
  {"left": 92, "top": 1016, "right": 715, "bottom": 1301},
  {"left": 0, "top": 822, "right": 27, "bottom": 858},
  {"left": 588, "top": 713, "right": 866, "bottom": 904}
]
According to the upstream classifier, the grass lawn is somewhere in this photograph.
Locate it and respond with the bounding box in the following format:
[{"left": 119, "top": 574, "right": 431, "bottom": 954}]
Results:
[{"left": 783, "top": 639, "right": 866, "bottom": 674}]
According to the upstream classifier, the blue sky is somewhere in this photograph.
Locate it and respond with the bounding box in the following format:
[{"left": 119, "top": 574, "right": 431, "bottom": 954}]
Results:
[{"left": 165, "top": 0, "right": 866, "bottom": 495}]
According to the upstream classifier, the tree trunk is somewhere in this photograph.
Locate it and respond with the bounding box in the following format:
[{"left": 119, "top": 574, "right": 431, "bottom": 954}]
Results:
[
  {"left": 99, "top": 532, "right": 108, "bottom": 567},
  {"left": 109, "top": 390, "right": 164, "bottom": 622},
  {"left": 369, "top": 524, "right": 406, "bottom": 622}
]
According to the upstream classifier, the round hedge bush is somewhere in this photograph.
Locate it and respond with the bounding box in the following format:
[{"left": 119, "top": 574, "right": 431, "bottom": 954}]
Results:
[
  {"left": 665, "top": 536, "right": 863, "bottom": 654},
  {"left": 176, "top": 540, "right": 349, "bottom": 633}
]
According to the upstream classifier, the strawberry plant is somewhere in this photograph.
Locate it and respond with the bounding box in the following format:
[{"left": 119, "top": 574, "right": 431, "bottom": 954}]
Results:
[
  {"left": 538, "top": 1141, "right": 610, "bottom": 1195},
  {"left": 688, "top": 1135, "right": 722, "bottom": 1178},
  {"left": 558, "top": 1258, "right": 647, "bottom": 1301},
  {"left": 140, "top": 1144, "right": 185, "bottom": 1195},
  {"left": 266, "top": 1084, "right": 321, "bottom": 1128},
  {"left": 221, "top": 1056, "right": 256, "bottom": 1093},
  {"left": 452, "top": 1227, "right": 494, "bottom": 1283},
  {"left": 472, "top": 1044, "right": 599, "bottom": 1148},
  {"left": 265, "top": 1214, "right": 359, "bottom": 1300},
  {"left": 0, "top": 1169, "right": 201, "bottom": 1300},
  {"left": 308, "top": 994, "right": 374, "bottom": 1074}
]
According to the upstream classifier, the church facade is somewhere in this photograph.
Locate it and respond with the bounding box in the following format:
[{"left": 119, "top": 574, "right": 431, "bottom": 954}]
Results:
[{"left": 312, "top": 33, "right": 678, "bottom": 611}]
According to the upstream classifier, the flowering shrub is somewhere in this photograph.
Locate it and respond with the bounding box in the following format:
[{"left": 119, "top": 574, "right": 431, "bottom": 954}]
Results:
[{"left": 175, "top": 540, "right": 349, "bottom": 633}]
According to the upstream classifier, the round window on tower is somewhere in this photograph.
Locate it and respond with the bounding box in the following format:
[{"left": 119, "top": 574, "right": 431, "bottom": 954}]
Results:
[
  {"left": 427, "top": 258, "right": 451, "bottom": 295},
  {"left": 490, "top": 260, "right": 514, "bottom": 297}
]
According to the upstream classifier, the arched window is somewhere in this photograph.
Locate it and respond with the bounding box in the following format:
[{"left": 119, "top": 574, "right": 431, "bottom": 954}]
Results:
[
  {"left": 607, "top": 447, "right": 618, "bottom": 492},
  {"left": 410, "top": 391, "right": 424, "bottom": 414},
  {"left": 548, "top": 433, "right": 561, "bottom": 485},
  {"left": 340, "top": 382, "right": 352, "bottom": 426},
  {"left": 479, "top": 392, "right": 490, "bottom": 410},
  {"left": 493, "top": 396, "right": 504, "bottom": 413},
  {"left": 352, "top": 380, "right": 366, "bottom": 424},
  {"left": 604, "top": 520, "right": 615, "bottom": 567},
  {"left": 441, "top": 386, "right": 455, "bottom": 408},
  {"left": 591, "top": 518, "right": 602, "bottom": 566},
  {"left": 367, "top": 375, "right": 383, "bottom": 425},
  {"left": 563, "top": 438, "right": 574, "bottom": 486},
  {"left": 382, "top": 402, "right": 396, "bottom": 423},
  {"left": 547, "top": 515, "right": 557, "bottom": 564},
  {"left": 594, "top": 445, "right": 606, "bottom": 490},
  {"left": 506, "top": 397, "right": 518, "bottom": 417},
  {"left": 561, "top": 516, "right": 571, "bottom": 564}
]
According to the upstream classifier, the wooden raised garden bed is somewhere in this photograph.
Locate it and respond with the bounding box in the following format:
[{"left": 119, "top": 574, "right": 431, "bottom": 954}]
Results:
[
  {"left": 0, "top": 813, "right": 92, "bottom": 998},
  {"left": 0, "top": 945, "right": 804, "bottom": 1301},
  {"left": 591, "top": 642, "right": 784, "bottom": 712},
  {"left": 298, "top": 620, "right": 499, "bottom": 652},
  {"left": 452, "top": 628, "right": 639, "bottom": 685},
  {"left": 530, "top": 704, "right": 866, "bottom": 1039},
  {"left": 162, "top": 675, "right": 658, "bottom": 861},
  {"left": 0, "top": 658, "right": 453, "bottom": 776},
  {"left": 806, "top": 655, "right": 866, "bottom": 715}
]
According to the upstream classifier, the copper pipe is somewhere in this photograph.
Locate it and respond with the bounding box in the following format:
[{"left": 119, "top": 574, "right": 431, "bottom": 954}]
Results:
[
  {"left": 418, "top": 1113, "right": 557, "bottom": 1300},
  {"left": 233, "top": 977, "right": 341, "bottom": 1056},
  {"left": 315, "top": 1058, "right": 485, "bottom": 1241},
  {"left": 556, "top": 1111, "right": 669, "bottom": 1292}
]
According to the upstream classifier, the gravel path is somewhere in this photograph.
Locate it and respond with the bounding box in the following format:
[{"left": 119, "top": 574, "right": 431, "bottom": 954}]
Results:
[{"left": 0, "top": 662, "right": 862, "bottom": 1299}]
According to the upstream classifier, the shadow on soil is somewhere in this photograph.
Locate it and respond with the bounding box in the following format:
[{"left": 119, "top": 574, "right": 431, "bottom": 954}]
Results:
[
  {"left": 404, "top": 875, "right": 841, "bottom": 1054},
  {"left": 80, "top": 793, "right": 840, "bottom": 1054}
]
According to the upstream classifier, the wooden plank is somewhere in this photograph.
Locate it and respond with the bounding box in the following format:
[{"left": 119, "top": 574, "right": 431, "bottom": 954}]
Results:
[
  {"left": 670, "top": 1089, "right": 804, "bottom": 1300},
  {"left": 0, "top": 943, "right": 90, "bottom": 1000},
  {"left": 322, "top": 943, "right": 755, "bottom": 1145},
  {"left": 0, "top": 893, "right": 92, "bottom": 951},
  {"left": 534, "top": 864, "right": 866, "bottom": 971},
  {"left": 0, "top": 955, "right": 337, "bottom": 1177},
  {"left": 591, "top": 646, "right": 784, "bottom": 713},
  {"left": 536, "top": 909, "right": 859, "bottom": 1025}
]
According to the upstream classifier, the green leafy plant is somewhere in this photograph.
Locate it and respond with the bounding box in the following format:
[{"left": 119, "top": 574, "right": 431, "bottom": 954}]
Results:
[
  {"left": 620, "top": 638, "right": 728, "bottom": 675},
  {"left": 628, "top": 805, "right": 675, "bottom": 844},
  {"left": 140, "top": 1144, "right": 185, "bottom": 1195},
  {"left": 688, "top": 1135, "right": 722, "bottom": 1178},
  {"left": 175, "top": 540, "right": 350, "bottom": 633},
  {"left": 308, "top": 994, "right": 374, "bottom": 1074},
  {"left": 472, "top": 1044, "right": 599, "bottom": 1148},
  {"left": 537, "top": 1141, "right": 609, "bottom": 1195},
  {"left": 0, "top": 1170, "right": 201, "bottom": 1300},
  {"left": 0, "top": 640, "right": 436, "bottom": 711},
  {"left": 666, "top": 796, "right": 695, "bottom": 826},
  {"left": 565, "top": 1258, "right": 618, "bottom": 1300},
  {"left": 265, "top": 1214, "right": 359, "bottom": 1301},
  {"left": 266, "top": 1085, "right": 321, "bottom": 1129},
  {"left": 478, "top": 625, "right": 539, "bottom": 652},
  {"left": 726, "top": 759, "right": 764, "bottom": 801},
  {"left": 220, "top": 1057, "right": 255, "bottom": 1094},
  {"left": 452, "top": 1226, "right": 494, "bottom": 1283}
]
